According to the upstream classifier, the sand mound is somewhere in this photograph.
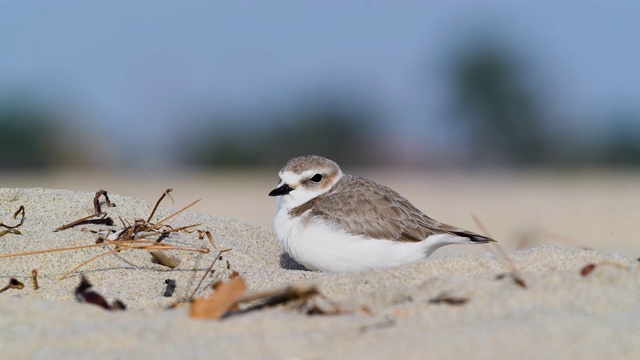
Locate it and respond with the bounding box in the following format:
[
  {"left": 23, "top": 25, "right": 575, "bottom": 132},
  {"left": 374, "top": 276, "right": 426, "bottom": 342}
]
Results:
[{"left": 1, "top": 188, "right": 638, "bottom": 359}]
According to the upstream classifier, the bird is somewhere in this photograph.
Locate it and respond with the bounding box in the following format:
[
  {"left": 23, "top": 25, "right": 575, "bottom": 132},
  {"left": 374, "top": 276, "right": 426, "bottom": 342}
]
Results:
[{"left": 268, "top": 155, "right": 495, "bottom": 273}]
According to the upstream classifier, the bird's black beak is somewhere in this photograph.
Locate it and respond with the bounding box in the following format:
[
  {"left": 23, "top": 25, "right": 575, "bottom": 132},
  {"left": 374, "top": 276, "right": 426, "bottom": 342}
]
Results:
[{"left": 269, "top": 184, "right": 293, "bottom": 196}]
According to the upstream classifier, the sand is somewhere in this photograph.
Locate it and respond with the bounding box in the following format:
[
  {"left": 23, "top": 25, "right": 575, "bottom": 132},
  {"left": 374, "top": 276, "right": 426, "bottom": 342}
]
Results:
[{"left": 1, "top": 187, "right": 639, "bottom": 359}]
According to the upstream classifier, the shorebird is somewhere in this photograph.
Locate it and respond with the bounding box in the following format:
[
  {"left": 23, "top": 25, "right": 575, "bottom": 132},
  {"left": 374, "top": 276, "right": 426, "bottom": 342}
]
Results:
[{"left": 269, "top": 155, "right": 495, "bottom": 272}]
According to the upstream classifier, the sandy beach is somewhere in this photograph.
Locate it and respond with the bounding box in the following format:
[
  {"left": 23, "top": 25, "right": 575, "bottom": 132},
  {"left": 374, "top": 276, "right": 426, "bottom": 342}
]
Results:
[{"left": 1, "top": 174, "right": 639, "bottom": 359}]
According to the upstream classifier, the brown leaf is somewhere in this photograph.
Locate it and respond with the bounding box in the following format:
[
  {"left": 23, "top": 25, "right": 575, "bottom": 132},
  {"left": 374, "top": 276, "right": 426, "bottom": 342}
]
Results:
[
  {"left": 190, "top": 276, "right": 248, "bottom": 319},
  {"left": 74, "top": 275, "right": 126, "bottom": 310},
  {"left": 580, "top": 263, "right": 597, "bottom": 276},
  {"left": 82, "top": 291, "right": 111, "bottom": 310}
]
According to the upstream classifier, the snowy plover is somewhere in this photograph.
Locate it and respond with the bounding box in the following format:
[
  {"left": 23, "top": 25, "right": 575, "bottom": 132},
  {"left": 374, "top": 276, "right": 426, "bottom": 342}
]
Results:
[{"left": 269, "top": 155, "right": 495, "bottom": 273}]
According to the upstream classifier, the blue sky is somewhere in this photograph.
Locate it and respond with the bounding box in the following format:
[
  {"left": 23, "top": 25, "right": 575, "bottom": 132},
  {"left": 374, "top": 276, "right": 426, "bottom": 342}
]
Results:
[{"left": 1, "top": 1, "right": 639, "bottom": 166}]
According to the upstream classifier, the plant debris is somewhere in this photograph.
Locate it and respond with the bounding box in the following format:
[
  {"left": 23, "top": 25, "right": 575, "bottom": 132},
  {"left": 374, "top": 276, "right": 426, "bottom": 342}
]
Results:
[
  {"left": 110, "top": 300, "right": 127, "bottom": 310},
  {"left": 50, "top": 190, "right": 116, "bottom": 231},
  {"left": 0, "top": 205, "right": 25, "bottom": 232},
  {"left": 164, "top": 279, "right": 177, "bottom": 297},
  {"left": 189, "top": 248, "right": 232, "bottom": 300},
  {"left": 237, "top": 283, "right": 319, "bottom": 311},
  {"left": 358, "top": 318, "right": 397, "bottom": 333},
  {"left": 190, "top": 277, "right": 343, "bottom": 320},
  {"left": 54, "top": 212, "right": 114, "bottom": 232},
  {"left": 429, "top": 292, "right": 469, "bottom": 306},
  {"left": 0, "top": 189, "right": 212, "bottom": 280},
  {"left": 198, "top": 230, "right": 219, "bottom": 250},
  {"left": 0, "top": 228, "right": 22, "bottom": 237},
  {"left": 0, "top": 278, "right": 25, "bottom": 293},
  {"left": 190, "top": 276, "right": 247, "bottom": 319},
  {"left": 297, "top": 295, "right": 347, "bottom": 316},
  {"left": 31, "top": 269, "right": 39, "bottom": 290},
  {"left": 472, "top": 214, "right": 527, "bottom": 289},
  {"left": 149, "top": 250, "right": 181, "bottom": 268},
  {"left": 75, "top": 275, "right": 126, "bottom": 310},
  {"left": 580, "top": 263, "right": 597, "bottom": 276},
  {"left": 225, "top": 260, "right": 240, "bottom": 279},
  {"left": 187, "top": 230, "right": 230, "bottom": 300},
  {"left": 93, "top": 189, "right": 116, "bottom": 214},
  {"left": 495, "top": 272, "right": 527, "bottom": 288}
]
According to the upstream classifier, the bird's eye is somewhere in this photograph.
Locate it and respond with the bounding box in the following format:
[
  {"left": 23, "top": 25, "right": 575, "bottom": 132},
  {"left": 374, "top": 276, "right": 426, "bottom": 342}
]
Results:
[{"left": 310, "top": 174, "right": 323, "bottom": 183}]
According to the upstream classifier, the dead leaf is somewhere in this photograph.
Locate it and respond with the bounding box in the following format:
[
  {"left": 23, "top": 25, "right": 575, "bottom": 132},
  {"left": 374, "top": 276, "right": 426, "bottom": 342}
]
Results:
[
  {"left": 75, "top": 275, "right": 126, "bottom": 310},
  {"left": 190, "top": 276, "right": 248, "bottom": 319},
  {"left": 580, "top": 263, "right": 597, "bottom": 276}
]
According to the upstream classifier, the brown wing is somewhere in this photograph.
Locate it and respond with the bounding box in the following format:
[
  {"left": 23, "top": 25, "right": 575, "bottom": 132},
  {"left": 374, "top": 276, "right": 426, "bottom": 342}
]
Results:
[{"left": 297, "top": 175, "right": 492, "bottom": 243}]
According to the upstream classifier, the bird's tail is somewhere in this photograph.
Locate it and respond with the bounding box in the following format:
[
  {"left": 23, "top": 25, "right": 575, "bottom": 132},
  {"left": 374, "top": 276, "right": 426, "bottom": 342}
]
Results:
[
  {"left": 451, "top": 230, "right": 495, "bottom": 244},
  {"left": 422, "top": 231, "right": 496, "bottom": 258}
]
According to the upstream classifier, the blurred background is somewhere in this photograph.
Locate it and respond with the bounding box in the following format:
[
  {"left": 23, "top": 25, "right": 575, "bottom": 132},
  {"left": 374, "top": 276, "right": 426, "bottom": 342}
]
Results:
[{"left": 1, "top": 2, "right": 639, "bottom": 255}]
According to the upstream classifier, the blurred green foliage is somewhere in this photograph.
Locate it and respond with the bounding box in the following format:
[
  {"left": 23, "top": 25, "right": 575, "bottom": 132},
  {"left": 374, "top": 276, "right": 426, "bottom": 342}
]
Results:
[
  {"left": 450, "top": 43, "right": 548, "bottom": 166},
  {"left": 598, "top": 118, "right": 640, "bottom": 166},
  {"left": 448, "top": 42, "right": 640, "bottom": 167},
  {"left": 2, "top": 40, "right": 640, "bottom": 169},
  {"left": 182, "top": 102, "right": 380, "bottom": 168},
  {"left": 0, "top": 101, "right": 62, "bottom": 169}
]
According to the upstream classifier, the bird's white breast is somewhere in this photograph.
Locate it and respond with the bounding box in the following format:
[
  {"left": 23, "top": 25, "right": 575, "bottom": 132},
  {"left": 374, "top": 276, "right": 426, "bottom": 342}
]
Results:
[{"left": 274, "top": 206, "right": 442, "bottom": 273}]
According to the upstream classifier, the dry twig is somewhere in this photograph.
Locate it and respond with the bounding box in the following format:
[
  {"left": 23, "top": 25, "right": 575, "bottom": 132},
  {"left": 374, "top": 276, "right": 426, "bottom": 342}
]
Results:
[
  {"left": 189, "top": 248, "right": 232, "bottom": 300},
  {"left": 472, "top": 213, "right": 527, "bottom": 289},
  {"left": 1, "top": 189, "right": 216, "bottom": 286},
  {"left": 429, "top": 292, "right": 469, "bottom": 306},
  {"left": 0, "top": 205, "right": 25, "bottom": 229},
  {"left": 54, "top": 212, "right": 113, "bottom": 232},
  {"left": 147, "top": 188, "right": 173, "bottom": 222},
  {"left": 94, "top": 189, "right": 116, "bottom": 214},
  {"left": 31, "top": 269, "right": 39, "bottom": 290},
  {"left": 0, "top": 229, "right": 22, "bottom": 237}
]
